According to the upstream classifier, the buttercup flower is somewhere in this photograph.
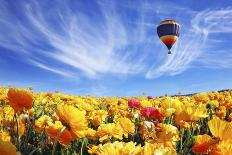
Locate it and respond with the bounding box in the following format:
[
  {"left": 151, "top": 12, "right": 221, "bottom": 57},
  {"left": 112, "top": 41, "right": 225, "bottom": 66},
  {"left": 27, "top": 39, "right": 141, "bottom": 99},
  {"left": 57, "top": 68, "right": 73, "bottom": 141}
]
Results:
[
  {"left": 88, "top": 141, "right": 142, "bottom": 155},
  {"left": 45, "top": 121, "right": 73, "bottom": 146},
  {"left": 56, "top": 104, "right": 88, "bottom": 139},
  {"left": 128, "top": 99, "right": 141, "bottom": 109},
  {"left": 192, "top": 134, "right": 213, "bottom": 154},
  {"left": 7, "top": 88, "right": 32, "bottom": 112},
  {"left": 0, "top": 130, "right": 11, "bottom": 142},
  {"left": 116, "top": 117, "right": 135, "bottom": 138},
  {"left": 35, "top": 115, "right": 53, "bottom": 132},
  {"left": 0, "top": 141, "right": 21, "bottom": 155},
  {"left": 208, "top": 116, "right": 232, "bottom": 142},
  {"left": 147, "top": 96, "right": 153, "bottom": 100},
  {"left": 140, "top": 107, "right": 163, "bottom": 120}
]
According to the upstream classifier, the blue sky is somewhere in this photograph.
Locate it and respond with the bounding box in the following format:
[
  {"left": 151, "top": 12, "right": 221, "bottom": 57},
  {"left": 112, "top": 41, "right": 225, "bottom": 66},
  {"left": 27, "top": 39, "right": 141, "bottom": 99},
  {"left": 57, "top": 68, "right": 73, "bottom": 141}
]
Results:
[{"left": 0, "top": 0, "right": 232, "bottom": 96}]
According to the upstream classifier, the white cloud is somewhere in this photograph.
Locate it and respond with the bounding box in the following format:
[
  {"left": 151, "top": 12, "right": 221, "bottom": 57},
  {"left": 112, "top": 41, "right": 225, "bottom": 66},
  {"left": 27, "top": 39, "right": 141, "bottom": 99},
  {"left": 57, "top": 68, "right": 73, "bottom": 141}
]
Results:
[
  {"left": 146, "top": 7, "right": 232, "bottom": 79},
  {"left": 0, "top": 1, "right": 149, "bottom": 78},
  {"left": 30, "top": 60, "right": 74, "bottom": 77},
  {"left": 193, "top": 8, "right": 232, "bottom": 68},
  {"left": 1, "top": 1, "right": 232, "bottom": 80}
]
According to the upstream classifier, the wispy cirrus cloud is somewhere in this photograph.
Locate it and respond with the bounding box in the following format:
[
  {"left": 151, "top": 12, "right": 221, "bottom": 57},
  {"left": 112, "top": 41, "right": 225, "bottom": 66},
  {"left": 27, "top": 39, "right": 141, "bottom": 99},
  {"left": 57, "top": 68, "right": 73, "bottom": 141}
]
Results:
[
  {"left": 30, "top": 60, "right": 74, "bottom": 77},
  {"left": 193, "top": 8, "right": 232, "bottom": 68},
  {"left": 146, "top": 7, "right": 232, "bottom": 79},
  {"left": 0, "top": 0, "right": 149, "bottom": 78},
  {"left": 0, "top": 0, "right": 232, "bottom": 81}
]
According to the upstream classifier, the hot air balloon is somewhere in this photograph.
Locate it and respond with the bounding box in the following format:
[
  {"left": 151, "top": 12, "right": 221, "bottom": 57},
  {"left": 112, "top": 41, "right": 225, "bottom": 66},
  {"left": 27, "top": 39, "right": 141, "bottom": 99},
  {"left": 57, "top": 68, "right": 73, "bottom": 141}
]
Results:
[{"left": 157, "top": 20, "right": 180, "bottom": 54}]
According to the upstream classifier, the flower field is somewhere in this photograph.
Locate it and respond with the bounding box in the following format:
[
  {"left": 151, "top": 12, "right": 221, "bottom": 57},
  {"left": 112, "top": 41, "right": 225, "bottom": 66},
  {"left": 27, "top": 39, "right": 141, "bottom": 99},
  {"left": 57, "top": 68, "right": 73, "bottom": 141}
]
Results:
[{"left": 0, "top": 86, "right": 232, "bottom": 155}]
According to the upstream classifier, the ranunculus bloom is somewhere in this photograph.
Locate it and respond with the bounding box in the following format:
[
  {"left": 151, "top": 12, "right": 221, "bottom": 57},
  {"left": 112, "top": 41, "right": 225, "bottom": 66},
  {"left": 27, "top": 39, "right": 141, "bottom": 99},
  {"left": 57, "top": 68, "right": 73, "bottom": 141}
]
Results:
[
  {"left": 116, "top": 117, "right": 135, "bottom": 138},
  {"left": 45, "top": 121, "right": 73, "bottom": 146},
  {"left": 35, "top": 115, "right": 53, "bottom": 132},
  {"left": 56, "top": 104, "right": 88, "bottom": 139},
  {"left": 128, "top": 99, "right": 141, "bottom": 109},
  {"left": 192, "top": 134, "right": 213, "bottom": 154},
  {"left": 140, "top": 107, "right": 163, "bottom": 120},
  {"left": 147, "top": 96, "right": 153, "bottom": 100},
  {"left": 7, "top": 88, "right": 32, "bottom": 112},
  {"left": 0, "top": 141, "right": 21, "bottom": 155},
  {"left": 208, "top": 116, "right": 232, "bottom": 141},
  {"left": 0, "top": 130, "right": 11, "bottom": 142}
]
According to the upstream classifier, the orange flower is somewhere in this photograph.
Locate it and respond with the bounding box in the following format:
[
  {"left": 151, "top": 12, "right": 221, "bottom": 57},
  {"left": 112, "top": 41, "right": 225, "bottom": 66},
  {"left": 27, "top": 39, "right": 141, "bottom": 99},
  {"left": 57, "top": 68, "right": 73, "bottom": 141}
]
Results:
[
  {"left": 192, "top": 134, "right": 213, "bottom": 154},
  {"left": 215, "top": 106, "right": 227, "bottom": 119},
  {"left": 28, "top": 108, "right": 34, "bottom": 117},
  {"left": 139, "top": 121, "right": 156, "bottom": 141},
  {"left": 45, "top": 121, "right": 73, "bottom": 146},
  {"left": 0, "top": 141, "right": 21, "bottom": 155},
  {"left": 228, "top": 113, "right": 232, "bottom": 122},
  {"left": 175, "top": 119, "right": 191, "bottom": 129},
  {"left": 14, "top": 121, "right": 25, "bottom": 137},
  {"left": 7, "top": 88, "right": 32, "bottom": 112}
]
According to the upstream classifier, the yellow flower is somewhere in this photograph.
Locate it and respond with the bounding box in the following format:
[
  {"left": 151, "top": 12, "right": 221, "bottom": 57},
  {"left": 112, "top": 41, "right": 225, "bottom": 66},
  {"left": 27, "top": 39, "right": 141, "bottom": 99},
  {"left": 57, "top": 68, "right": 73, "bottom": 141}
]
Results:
[
  {"left": 0, "top": 106, "right": 14, "bottom": 126},
  {"left": 85, "top": 128, "right": 97, "bottom": 140},
  {"left": 35, "top": 115, "right": 52, "bottom": 132},
  {"left": 141, "top": 100, "right": 152, "bottom": 108},
  {"left": 56, "top": 104, "right": 88, "bottom": 139},
  {"left": 208, "top": 116, "right": 232, "bottom": 142},
  {"left": 161, "top": 97, "right": 182, "bottom": 113},
  {"left": 74, "top": 98, "right": 95, "bottom": 111},
  {"left": 0, "top": 130, "right": 11, "bottom": 142},
  {"left": 210, "top": 141, "right": 232, "bottom": 155},
  {"left": 89, "top": 110, "right": 108, "bottom": 127},
  {"left": 97, "top": 123, "right": 123, "bottom": 142},
  {"left": 175, "top": 104, "right": 208, "bottom": 127},
  {"left": 193, "top": 93, "right": 209, "bottom": 104},
  {"left": 0, "top": 141, "right": 21, "bottom": 155},
  {"left": 0, "top": 86, "right": 8, "bottom": 102},
  {"left": 115, "top": 117, "right": 135, "bottom": 138},
  {"left": 142, "top": 142, "right": 177, "bottom": 155},
  {"left": 88, "top": 141, "right": 142, "bottom": 155},
  {"left": 154, "top": 123, "right": 179, "bottom": 143}
]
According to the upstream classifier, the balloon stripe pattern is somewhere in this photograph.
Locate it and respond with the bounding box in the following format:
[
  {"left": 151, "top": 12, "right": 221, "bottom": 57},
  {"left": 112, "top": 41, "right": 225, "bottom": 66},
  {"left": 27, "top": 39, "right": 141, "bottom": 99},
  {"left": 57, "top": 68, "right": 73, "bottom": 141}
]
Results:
[{"left": 157, "top": 20, "right": 180, "bottom": 53}]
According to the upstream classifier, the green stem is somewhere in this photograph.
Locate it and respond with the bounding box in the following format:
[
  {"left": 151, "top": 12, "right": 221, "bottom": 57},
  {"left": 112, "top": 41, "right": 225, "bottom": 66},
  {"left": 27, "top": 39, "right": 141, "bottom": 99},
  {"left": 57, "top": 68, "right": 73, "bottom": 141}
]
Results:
[
  {"left": 80, "top": 138, "right": 88, "bottom": 155},
  {"left": 14, "top": 113, "right": 20, "bottom": 151},
  {"left": 180, "top": 128, "right": 184, "bottom": 154},
  {"left": 81, "top": 140, "right": 84, "bottom": 155},
  {"left": 52, "top": 126, "right": 66, "bottom": 155},
  {"left": 29, "top": 147, "right": 40, "bottom": 155}
]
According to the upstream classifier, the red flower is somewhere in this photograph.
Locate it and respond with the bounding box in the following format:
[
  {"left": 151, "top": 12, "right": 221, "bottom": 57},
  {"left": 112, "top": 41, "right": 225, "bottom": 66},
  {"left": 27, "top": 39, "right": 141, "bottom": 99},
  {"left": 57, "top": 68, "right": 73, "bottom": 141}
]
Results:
[
  {"left": 140, "top": 107, "right": 163, "bottom": 120},
  {"left": 147, "top": 96, "right": 153, "bottom": 100},
  {"left": 128, "top": 99, "right": 141, "bottom": 109}
]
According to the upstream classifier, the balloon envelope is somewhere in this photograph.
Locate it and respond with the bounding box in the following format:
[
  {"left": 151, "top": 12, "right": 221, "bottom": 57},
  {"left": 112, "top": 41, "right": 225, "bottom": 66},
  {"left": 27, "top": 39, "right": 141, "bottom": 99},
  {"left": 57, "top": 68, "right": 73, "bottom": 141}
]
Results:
[{"left": 157, "top": 20, "right": 180, "bottom": 54}]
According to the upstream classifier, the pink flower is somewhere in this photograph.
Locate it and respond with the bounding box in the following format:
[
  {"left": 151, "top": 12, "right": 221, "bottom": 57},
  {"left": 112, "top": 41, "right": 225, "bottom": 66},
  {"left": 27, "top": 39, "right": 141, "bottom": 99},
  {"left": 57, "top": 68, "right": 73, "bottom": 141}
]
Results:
[
  {"left": 147, "top": 96, "right": 153, "bottom": 100},
  {"left": 128, "top": 99, "right": 141, "bottom": 109},
  {"left": 140, "top": 107, "right": 163, "bottom": 120}
]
